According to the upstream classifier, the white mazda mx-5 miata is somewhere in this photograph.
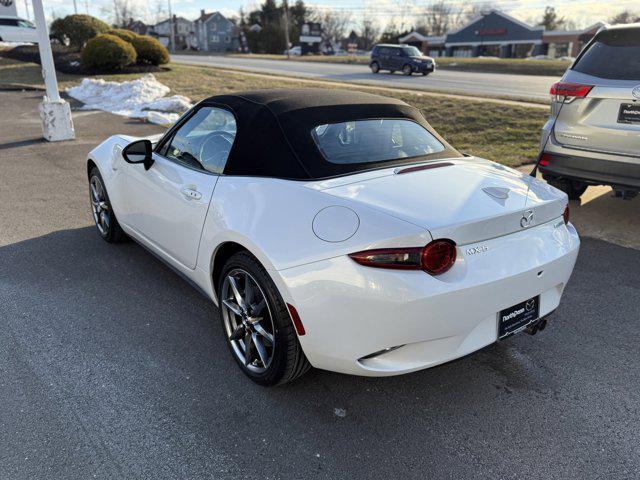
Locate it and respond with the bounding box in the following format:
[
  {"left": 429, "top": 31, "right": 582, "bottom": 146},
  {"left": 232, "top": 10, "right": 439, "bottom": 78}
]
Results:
[{"left": 86, "top": 89, "right": 579, "bottom": 385}]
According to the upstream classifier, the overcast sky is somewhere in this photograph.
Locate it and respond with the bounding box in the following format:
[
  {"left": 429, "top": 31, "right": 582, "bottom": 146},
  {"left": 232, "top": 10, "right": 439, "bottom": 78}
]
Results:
[{"left": 23, "top": 0, "right": 640, "bottom": 31}]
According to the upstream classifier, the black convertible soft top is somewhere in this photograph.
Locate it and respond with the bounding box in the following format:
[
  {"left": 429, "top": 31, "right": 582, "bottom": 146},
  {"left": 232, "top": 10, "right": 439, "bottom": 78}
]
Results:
[{"left": 201, "top": 89, "right": 462, "bottom": 180}]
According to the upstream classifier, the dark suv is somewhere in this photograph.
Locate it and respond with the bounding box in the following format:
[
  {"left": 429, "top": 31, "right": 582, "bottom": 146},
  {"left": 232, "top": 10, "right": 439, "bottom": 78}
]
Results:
[{"left": 370, "top": 44, "right": 436, "bottom": 76}]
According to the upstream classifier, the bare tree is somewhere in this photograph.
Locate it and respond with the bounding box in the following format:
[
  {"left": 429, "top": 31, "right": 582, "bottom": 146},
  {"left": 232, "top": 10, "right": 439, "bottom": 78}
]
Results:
[
  {"left": 420, "top": 0, "right": 463, "bottom": 36},
  {"left": 105, "top": 0, "right": 142, "bottom": 26},
  {"left": 359, "top": 12, "right": 380, "bottom": 50},
  {"left": 152, "top": 0, "right": 167, "bottom": 24},
  {"left": 309, "top": 8, "right": 352, "bottom": 44},
  {"left": 609, "top": 10, "right": 640, "bottom": 24}
]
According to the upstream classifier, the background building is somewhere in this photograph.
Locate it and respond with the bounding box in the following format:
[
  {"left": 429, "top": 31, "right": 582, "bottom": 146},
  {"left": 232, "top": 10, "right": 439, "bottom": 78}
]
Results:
[
  {"left": 194, "top": 10, "right": 239, "bottom": 53},
  {"left": 152, "top": 16, "right": 195, "bottom": 50},
  {"left": 400, "top": 10, "right": 602, "bottom": 59}
]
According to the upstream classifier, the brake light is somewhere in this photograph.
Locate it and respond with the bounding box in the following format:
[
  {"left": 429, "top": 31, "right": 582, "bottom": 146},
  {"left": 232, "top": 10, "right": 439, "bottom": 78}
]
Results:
[
  {"left": 563, "top": 204, "right": 570, "bottom": 225},
  {"left": 422, "top": 240, "right": 457, "bottom": 275},
  {"left": 550, "top": 82, "right": 593, "bottom": 98},
  {"left": 348, "top": 239, "right": 457, "bottom": 275},
  {"left": 539, "top": 152, "right": 552, "bottom": 167}
]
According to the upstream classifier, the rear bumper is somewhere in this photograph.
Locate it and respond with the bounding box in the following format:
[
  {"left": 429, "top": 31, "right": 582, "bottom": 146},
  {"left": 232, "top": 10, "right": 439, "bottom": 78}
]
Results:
[
  {"left": 540, "top": 151, "right": 640, "bottom": 190},
  {"left": 277, "top": 219, "right": 579, "bottom": 376},
  {"left": 540, "top": 125, "right": 640, "bottom": 189}
]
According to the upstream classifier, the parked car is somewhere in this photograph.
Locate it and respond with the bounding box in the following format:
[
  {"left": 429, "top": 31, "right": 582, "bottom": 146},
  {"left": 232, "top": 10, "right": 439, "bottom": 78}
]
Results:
[
  {"left": 540, "top": 23, "right": 640, "bottom": 199},
  {"left": 86, "top": 89, "right": 579, "bottom": 385},
  {"left": 0, "top": 16, "right": 37, "bottom": 43},
  {"left": 370, "top": 44, "right": 436, "bottom": 76},
  {"left": 283, "top": 46, "right": 301, "bottom": 56}
]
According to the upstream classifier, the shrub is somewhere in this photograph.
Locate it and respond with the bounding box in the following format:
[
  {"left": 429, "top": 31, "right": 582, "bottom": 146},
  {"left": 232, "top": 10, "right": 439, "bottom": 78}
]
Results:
[
  {"left": 49, "top": 14, "right": 110, "bottom": 50},
  {"left": 131, "top": 35, "right": 170, "bottom": 65},
  {"left": 81, "top": 34, "right": 137, "bottom": 70},
  {"left": 105, "top": 28, "right": 138, "bottom": 44}
]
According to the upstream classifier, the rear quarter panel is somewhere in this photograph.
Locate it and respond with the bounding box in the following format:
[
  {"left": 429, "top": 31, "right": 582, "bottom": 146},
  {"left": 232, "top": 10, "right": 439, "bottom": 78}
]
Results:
[{"left": 197, "top": 176, "right": 432, "bottom": 301}]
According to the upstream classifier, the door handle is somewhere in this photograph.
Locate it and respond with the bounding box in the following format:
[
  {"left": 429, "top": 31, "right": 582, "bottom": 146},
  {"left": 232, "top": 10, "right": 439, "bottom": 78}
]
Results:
[{"left": 181, "top": 186, "right": 202, "bottom": 200}]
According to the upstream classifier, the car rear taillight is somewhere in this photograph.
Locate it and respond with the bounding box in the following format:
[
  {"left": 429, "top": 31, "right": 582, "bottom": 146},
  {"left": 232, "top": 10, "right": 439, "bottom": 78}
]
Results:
[
  {"left": 563, "top": 204, "right": 570, "bottom": 225},
  {"left": 550, "top": 82, "right": 593, "bottom": 99},
  {"left": 349, "top": 239, "right": 457, "bottom": 275},
  {"left": 421, "top": 240, "right": 457, "bottom": 275},
  {"left": 539, "top": 152, "right": 552, "bottom": 167}
]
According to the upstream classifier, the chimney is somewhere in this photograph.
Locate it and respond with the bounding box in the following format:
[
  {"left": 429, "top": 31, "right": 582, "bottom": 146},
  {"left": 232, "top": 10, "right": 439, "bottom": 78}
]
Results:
[{"left": 200, "top": 9, "right": 205, "bottom": 19}]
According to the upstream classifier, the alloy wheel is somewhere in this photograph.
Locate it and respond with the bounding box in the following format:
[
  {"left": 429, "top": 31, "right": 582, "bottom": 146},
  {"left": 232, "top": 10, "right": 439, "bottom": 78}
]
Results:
[
  {"left": 90, "top": 175, "right": 110, "bottom": 236},
  {"left": 221, "top": 269, "right": 276, "bottom": 373}
]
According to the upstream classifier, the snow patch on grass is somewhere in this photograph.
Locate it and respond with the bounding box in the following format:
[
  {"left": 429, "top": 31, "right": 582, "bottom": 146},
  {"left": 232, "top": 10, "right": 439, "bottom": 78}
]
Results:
[{"left": 66, "top": 74, "right": 192, "bottom": 125}]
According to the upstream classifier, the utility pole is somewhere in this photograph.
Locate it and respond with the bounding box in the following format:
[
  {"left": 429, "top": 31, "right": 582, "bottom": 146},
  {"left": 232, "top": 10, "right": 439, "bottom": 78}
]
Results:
[
  {"left": 113, "top": 0, "right": 119, "bottom": 26},
  {"left": 23, "top": 0, "right": 30, "bottom": 20},
  {"left": 72, "top": 0, "right": 78, "bottom": 14},
  {"left": 283, "top": 1, "right": 290, "bottom": 59},
  {"left": 31, "top": 0, "right": 75, "bottom": 141},
  {"left": 167, "top": 0, "right": 176, "bottom": 53}
]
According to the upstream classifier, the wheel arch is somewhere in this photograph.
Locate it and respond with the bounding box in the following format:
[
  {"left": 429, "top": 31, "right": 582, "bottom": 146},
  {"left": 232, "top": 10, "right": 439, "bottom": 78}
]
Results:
[
  {"left": 208, "top": 238, "right": 284, "bottom": 306},
  {"left": 211, "top": 241, "right": 248, "bottom": 296},
  {"left": 87, "top": 158, "right": 99, "bottom": 178}
]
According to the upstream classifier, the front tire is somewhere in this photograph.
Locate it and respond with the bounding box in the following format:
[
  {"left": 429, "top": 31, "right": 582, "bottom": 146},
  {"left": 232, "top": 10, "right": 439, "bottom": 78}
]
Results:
[
  {"left": 402, "top": 64, "right": 413, "bottom": 76},
  {"left": 89, "top": 167, "right": 126, "bottom": 243},
  {"left": 218, "top": 251, "right": 311, "bottom": 386},
  {"left": 546, "top": 177, "right": 588, "bottom": 200}
]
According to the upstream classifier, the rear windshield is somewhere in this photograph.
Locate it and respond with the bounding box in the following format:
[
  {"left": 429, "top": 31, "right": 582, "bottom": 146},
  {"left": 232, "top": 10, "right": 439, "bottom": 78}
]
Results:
[
  {"left": 573, "top": 29, "right": 640, "bottom": 80},
  {"left": 311, "top": 119, "right": 445, "bottom": 164}
]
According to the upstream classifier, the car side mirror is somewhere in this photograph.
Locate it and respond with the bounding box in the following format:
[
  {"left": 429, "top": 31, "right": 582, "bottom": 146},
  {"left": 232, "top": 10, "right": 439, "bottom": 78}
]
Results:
[{"left": 122, "top": 139, "right": 154, "bottom": 170}]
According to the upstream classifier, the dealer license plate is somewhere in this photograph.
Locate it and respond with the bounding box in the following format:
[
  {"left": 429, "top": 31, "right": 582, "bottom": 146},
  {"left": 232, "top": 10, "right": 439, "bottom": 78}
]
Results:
[
  {"left": 618, "top": 103, "right": 640, "bottom": 124},
  {"left": 498, "top": 296, "right": 540, "bottom": 339}
]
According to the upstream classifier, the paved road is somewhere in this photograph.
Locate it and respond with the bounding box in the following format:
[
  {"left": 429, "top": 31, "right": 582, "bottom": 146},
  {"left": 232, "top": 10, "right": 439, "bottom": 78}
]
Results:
[
  {"left": 2, "top": 91, "right": 639, "bottom": 479},
  {"left": 173, "top": 54, "right": 560, "bottom": 102}
]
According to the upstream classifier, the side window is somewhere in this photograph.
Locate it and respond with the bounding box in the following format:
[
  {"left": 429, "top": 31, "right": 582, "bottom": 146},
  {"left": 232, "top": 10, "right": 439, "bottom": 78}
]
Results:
[
  {"left": 162, "top": 106, "right": 236, "bottom": 174},
  {"left": 0, "top": 19, "right": 19, "bottom": 26}
]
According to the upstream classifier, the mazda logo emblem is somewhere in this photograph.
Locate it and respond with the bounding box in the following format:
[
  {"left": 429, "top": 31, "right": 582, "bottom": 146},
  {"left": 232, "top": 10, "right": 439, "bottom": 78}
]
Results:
[
  {"left": 520, "top": 210, "right": 534, "bottom": 228},
  {"left": 633, "top": 85, "right": 640, "bottom": 100},
  {"left": 525, "top": 299, "right": 535, "bottom": 311}
]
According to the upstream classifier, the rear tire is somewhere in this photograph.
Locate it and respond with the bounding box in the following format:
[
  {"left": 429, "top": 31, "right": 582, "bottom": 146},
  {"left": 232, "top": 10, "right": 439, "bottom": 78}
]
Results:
[
  {"left": 370, "top": 62, "right": 380, "bottom": 73},
  {"left": 422, "top": 71, "right": 430, "bottom": 76},
  {"left": 89, "top": 167, "right": 126, "bottom": 243},
  {"left": 546, "top": 177, "right": 588, "bottom": 200},
  {"left": 218, "top": 251, "right": 311, "bottom": 386},
  {"left": 402, "top": 64, "right": 413, "bottom": 76}
]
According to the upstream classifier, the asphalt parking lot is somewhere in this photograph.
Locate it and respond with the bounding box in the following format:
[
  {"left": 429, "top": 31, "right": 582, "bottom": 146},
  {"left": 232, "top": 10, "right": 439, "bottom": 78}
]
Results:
[{"left": 1, "top": 90, "right": 639, "bottom": 479}]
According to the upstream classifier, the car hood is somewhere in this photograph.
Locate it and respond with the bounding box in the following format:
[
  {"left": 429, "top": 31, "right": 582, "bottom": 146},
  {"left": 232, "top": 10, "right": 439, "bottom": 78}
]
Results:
[{"left": 312, "top": 158, "right": 567, "bottom": 246}]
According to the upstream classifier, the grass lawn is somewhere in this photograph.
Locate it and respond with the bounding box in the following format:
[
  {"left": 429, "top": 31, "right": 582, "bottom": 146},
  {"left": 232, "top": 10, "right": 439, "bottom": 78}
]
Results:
[
  {"left": 221, "top": 53, "right": 570, "bottom": 77},
  {"left": 0, "top": 57, "right": 547, "bottom": 168}
]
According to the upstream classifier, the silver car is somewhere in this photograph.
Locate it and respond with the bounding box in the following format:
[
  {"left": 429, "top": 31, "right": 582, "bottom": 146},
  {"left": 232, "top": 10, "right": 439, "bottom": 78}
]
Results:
[{"left": 540, "top": 23, "right": 640, "bottom": 200}]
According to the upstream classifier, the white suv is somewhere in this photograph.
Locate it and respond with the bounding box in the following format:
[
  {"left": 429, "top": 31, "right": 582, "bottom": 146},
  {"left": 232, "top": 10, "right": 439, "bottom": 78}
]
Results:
[
  {"left": 539, "top": 23, "right": 640, "bottom": 199},
  {"left": 0, "top": 16, "right": 38, "bottom": 43}
]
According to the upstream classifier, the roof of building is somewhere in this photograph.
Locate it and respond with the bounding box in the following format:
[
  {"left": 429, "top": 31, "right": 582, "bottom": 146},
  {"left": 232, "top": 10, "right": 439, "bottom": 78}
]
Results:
[
  {"left": 398, "top": 32, "right": 445, "bottom": 44},
  {"left": 544, "top": 22, "right": 606, "bottom": 36},
  {"left": 199, "top": 89, "right": 460, "bottom": 179}
]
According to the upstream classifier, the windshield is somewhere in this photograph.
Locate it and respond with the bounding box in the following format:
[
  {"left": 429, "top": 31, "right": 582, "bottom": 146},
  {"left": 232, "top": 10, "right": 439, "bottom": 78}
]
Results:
[
  {"left": 311, "top": 119, "right": 445, "bottom": 164},
  {"left": 401, "top": 46, "right": 422, "bottom": 57},
  {"left": 573, "top": 29, "right": 640, "bottom": 80}
]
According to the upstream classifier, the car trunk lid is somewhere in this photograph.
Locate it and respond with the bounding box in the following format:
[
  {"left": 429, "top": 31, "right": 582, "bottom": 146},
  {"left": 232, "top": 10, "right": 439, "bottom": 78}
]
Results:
[
  {"left": 553, "top": 77, "right": 640, "bottom": 158},
  {"left": 312, "top": 159, "right": 567, "bottom": 246}
]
